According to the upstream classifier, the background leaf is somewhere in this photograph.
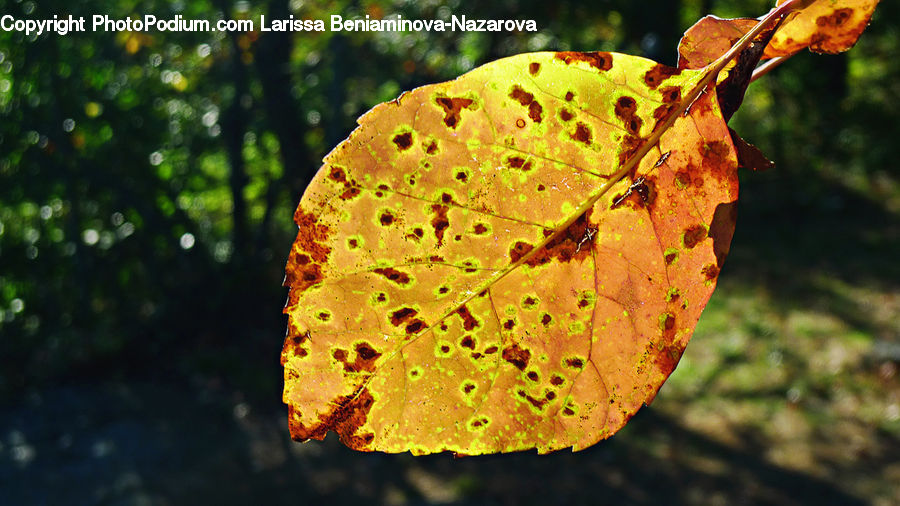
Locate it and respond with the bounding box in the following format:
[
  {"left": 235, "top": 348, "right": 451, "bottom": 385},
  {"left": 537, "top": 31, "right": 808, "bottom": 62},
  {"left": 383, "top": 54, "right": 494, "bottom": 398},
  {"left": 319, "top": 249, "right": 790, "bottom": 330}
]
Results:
[
  {"left": 679, "top": 0, "right": 881, "bottom": 70},
  {"left": 769, "top": 0, "right": 881, "bottom": 56}
]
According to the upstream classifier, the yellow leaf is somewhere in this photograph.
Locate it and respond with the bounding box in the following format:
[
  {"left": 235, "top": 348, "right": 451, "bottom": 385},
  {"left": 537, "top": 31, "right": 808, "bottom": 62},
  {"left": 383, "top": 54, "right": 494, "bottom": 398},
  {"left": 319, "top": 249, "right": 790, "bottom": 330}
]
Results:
[{"left": 282, "top": 50, "right": 740, "bottom": 455}]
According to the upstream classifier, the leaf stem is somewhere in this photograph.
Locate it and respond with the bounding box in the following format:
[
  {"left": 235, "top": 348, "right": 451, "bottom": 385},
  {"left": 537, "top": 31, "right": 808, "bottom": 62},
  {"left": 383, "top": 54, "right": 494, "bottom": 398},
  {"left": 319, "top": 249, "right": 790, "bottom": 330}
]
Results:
[{"left": 750, "top": 56, "right": 788, "bottom": 82}]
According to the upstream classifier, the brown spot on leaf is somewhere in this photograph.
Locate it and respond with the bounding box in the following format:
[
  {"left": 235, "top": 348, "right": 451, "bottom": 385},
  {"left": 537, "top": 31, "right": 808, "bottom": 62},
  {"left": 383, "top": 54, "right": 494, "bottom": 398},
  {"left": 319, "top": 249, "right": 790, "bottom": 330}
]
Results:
[
  {"left": 563, "top": 407, "right": 575, "bottom": 416},
  {"left": 527, "top": 371, "right": 539, "bottom": 381},
  {"left": 507, "top": 156, "right": 526, "bottom": 169},
  {"left": 559, "top": 108, "right": 573, "bottom": 122},
  {"left": 460, "top": 336, "right": 475, "bottom": 349},
  {"left": 564, "top": 91, "right": 574, "bottom": 101},
  {"left": 662, "top": 313, "right": 675, "bottom": 331},
  {"left": 550, "top": 375, "right": 564, "bottom": 386},
  {"left": 525, "top": 210, "right": 597, "bottom": 266},
  {"left": 340, "top": 186, "right": 361, "bottom": 200},
  {"left": 665, "top": 251, "right": 678, "bottom": 265},
  {"left": 654, "top": 343, "right": 686, "bottom": 377},
  {"left": 816, "top": 8, "right": 852, "bottom": 28},
  {"left": 456, "top": 305, "right": 479, "bottom": 331},
  {"left": 675, "top": 170, "right": 692, "bottom": 189},
  {"left": 412, "top": 227, "right": 424, "bottom": 238},
  {"left": 571, "top": 122, "right": 592, "bottom": 145},
  {"left": 541, "top": 313, "right": 552, "bottom": 326},
  {"left": 528, "top": 102, "right": 543, "bottom": 123},
  {"left": 281, "top": 331, "right": 310, "bottom": 364},
  {"left": 555, "top": 51, "right": 613, "bottom": 71},
  {"left": 373, "top": 267, "right": 411, "bottom": 285},
  {"left": 430, "top": 204, "right": 450, "bottom": 246},
  {"left": 389, "top": 307, "right": 418, "bottom": 326},
  {"left": 392, "top": 132, "right": 413, "bottom": 151},
  {"left": 473, "top": 223, "right": 488, "bottom": 235},
  {"left": 503, "top": 344, "right": 531, "bottom": 371},
  {"left": 380, "top": 212, "right": 395, "bottom": 226},
  {"left": 438, "top": 286, "right": 449, "bottom": 294},
  {"left": 565, "top": 357, "right": 584, "bottom": 369},
  {"left": 683, "top": 225, "right": 707, "bottom": 249},
  {"left": 285, "top": 245, "right": 325, "bottom": 294},
  {"left": 455, "top": 170, "right": 468, "bottom": 182},
  {"left": 509, "top": 85, "right": 534, "bottom": 106},
  {"left": 424, "top": 140, "right": 438, "bottom": 154},
  {"left": 701, "top": 140, "right": 733, "bottom": 181},
  {"left": 660, "top": 86, "right": 681, "bottom": 103},
  {"left": 515, "top": 118, "right": 526, "bottom": 128},
  {"left": 545, "top": 391, "right": 556, "bottom": 400},
  {"left": 509, "top": 241, "right": 534, "bottom": 263},
  {"left": 355, "top": 342, "right": 380, "bottom": 362},
  {"left": 328, "top": 166, "right": 347, "bottom": 182},
  {"left": 484, "top": 346, "right": 499, "bottom": 354},
  {"left": 503, "top": 319, "right": 516, "bottom": 330},
  {"left": 434, "top": 96, "right": 474, "bottom": 129},
  {"left": 332, "top": 342, "right": 383, "bottom": 374},
  {"left": 509, "top": 86, "right": 543, "bottom": 124},
  {"left": 701, "top": 263, "right": 720, "bottom": 281},
  {"left": 644, "top": 64, "right": 681, "bottom": 90},
  {"left": 405, "top": 319, "right": 426, "bottom": 334},
  {"left": 524, "top": 393, "right": 546, "bottom": 410},
  {"left": 537, "top": 184, "right": 546, "bottom": 192},
  {"left": 529, "top": 62, "right": 541, "bottom": 75},
  {"left": 463, "top": 383, "right": 475, "bottom": 394},
  {"left": 614, "top": 96, "right": 640, "bottom": 136}
]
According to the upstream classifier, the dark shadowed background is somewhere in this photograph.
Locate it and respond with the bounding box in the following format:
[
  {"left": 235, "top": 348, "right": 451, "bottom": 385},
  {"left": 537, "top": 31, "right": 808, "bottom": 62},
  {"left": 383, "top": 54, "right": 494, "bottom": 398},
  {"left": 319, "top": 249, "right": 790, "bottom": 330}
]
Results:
[{"left": 1, "top": 0, "right": 898, "bottom": 504}]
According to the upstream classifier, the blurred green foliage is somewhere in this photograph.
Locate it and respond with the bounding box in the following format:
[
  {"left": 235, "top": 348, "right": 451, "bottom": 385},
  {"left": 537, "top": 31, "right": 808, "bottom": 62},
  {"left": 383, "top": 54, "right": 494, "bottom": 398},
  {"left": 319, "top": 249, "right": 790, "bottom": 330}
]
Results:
[{"left": 0, "top": 0, "right": 896, "bottom": 406}]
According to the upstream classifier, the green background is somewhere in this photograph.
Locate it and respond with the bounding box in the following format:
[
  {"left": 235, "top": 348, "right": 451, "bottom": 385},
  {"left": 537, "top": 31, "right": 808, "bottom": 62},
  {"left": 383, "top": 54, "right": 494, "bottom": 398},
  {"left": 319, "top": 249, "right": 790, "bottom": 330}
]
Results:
[{"left": 1, "top": 0, "right": 898, "bottom": 504}]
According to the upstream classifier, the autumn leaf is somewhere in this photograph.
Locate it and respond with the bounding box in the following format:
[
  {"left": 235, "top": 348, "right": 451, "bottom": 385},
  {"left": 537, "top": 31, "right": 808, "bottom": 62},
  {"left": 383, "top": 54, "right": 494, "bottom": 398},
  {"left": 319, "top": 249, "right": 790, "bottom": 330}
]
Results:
[
  {"left": 768, "top": 0, "right": 880, "bottom": 56},
  {"left": 678, "top": 0, "right": 880, "bottom": 69},
  {"left": 281, "top": 44, "right": 747, "bottom": 455},
  {"left": 678, "top": 17, "right": 760, "bottom": 70}
]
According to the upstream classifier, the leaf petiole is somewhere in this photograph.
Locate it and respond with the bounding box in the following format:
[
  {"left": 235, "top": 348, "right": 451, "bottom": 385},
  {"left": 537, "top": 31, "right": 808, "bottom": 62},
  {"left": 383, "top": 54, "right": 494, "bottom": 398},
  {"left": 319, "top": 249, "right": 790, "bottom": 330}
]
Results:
[{"left": 750, "top": 55, "right": 789, "bottom": 83}]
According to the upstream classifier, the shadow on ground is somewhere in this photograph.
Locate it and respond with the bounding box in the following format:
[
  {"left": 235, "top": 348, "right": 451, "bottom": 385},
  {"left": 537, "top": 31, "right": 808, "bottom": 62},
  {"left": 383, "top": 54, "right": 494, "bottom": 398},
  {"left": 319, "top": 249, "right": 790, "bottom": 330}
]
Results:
[{"left": 0, "top": 380, "right": 881, "bottom": 506}]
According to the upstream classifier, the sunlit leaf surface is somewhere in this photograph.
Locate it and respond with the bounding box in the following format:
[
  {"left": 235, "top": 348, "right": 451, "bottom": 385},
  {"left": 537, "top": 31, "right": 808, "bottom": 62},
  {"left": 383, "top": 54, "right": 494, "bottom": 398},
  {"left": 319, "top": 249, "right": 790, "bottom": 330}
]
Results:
[
  {"left": 282, "top": 50, "right": 740, "bottom": 455},
  {"left": 769, "top": 0, "right": 880, "bottom": 56}
]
